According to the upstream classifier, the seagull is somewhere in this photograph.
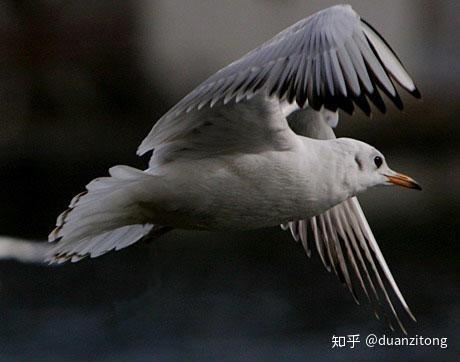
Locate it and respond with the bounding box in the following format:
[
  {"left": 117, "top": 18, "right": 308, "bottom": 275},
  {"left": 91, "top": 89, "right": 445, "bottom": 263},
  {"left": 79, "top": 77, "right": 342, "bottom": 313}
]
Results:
[{"left": 46, "top": 5, "right": 421, "bottom": 332}]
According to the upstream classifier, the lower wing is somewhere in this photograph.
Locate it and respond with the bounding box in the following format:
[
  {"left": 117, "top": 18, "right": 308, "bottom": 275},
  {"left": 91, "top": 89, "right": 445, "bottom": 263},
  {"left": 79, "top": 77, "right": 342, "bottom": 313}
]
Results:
[{"left": 282, "top": 107, "right": 415, "bottom": 333}]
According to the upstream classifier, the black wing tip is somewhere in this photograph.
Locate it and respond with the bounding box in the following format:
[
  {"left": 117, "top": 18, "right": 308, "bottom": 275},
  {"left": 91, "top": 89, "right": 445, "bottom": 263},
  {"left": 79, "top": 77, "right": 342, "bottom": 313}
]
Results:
[
  {"left": 300, "top": 88, "right": 418, "bottom": 117},
  {"left": 410, "top": 86, "right": 422, "bottom": 99},
  {"left": 393, "top": 92, "right": 404, "bottom": 110}
]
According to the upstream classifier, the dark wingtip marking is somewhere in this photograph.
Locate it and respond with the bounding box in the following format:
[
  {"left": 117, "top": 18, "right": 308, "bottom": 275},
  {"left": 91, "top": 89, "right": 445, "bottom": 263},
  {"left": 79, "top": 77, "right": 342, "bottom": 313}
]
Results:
[
  {"left": 367, "top": 86, "right": 387, "bottom": 114},
  {"left": 411, "top": 87, "right": 421, "bottom": 99},
  {"left": 49, "top": 225, "right": 64, "bottom": 242},
  {"left": 57, "top": 209, "right": 71, "bottom": 227},
  {"left": 392, "top": 91, "right": 404, "bottom": 110},
  {"left": 353, "top": 93, "right": 371, "bottom": 117},
  {"left": 296, "top": 92, "right": 308, "bottom": 109},
  {"left": 51, "top": 252, "right": 89, "bottom": 264}
]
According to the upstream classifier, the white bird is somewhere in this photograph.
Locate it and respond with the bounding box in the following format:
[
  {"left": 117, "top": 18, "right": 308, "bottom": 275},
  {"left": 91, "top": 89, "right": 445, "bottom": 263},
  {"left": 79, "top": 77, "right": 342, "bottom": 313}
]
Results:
[{"left": 46, "top": 5, "right": 421, "bottom": 332}]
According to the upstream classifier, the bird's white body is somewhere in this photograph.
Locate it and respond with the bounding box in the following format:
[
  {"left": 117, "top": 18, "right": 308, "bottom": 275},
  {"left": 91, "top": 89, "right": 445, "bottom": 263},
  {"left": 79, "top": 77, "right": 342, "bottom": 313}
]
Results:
[{"left": 148, "top": 137, "right": 355, "bottom": 230}]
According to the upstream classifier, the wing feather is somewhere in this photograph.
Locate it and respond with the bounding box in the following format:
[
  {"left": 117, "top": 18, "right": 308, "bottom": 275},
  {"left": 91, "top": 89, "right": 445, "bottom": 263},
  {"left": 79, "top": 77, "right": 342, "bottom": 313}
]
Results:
[
  {"left": 329, "top": 48, "right": 347, "bottom": 97},
  {"left": 337, "top": 46, "right": 361, "bottom": 96},
  {"left": 138, "top": 4, "right": 419, "bottom": 156},
  {"left": 344, "top": 39, "right": 374, "bottom": 93},
  {"left": 298, "top": 220, "right": 310, "bottom": 257},
  {"left": 354, "top": 32, "right": 396, "bottom": 96},
  {"left": 311, "top": 216, "right": 331, "bottom": 272},
  {"left": 322, "top": 51, "right": 335, "bottom": 96},
  {"left": 361, "top": 20, "right": 419, "bottom": 96}
]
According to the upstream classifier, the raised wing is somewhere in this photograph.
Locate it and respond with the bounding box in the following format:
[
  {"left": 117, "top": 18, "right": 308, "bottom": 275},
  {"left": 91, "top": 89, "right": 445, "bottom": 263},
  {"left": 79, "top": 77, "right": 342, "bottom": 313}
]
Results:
[
  {"left": 138, "top": 4, "right": 419, "bottom": 156},
  {"left": 282, "top": 108, "right": 416, "bottom": 333},
  {"left": 147, "top": 95, "right": 295, "bottom": 167}
]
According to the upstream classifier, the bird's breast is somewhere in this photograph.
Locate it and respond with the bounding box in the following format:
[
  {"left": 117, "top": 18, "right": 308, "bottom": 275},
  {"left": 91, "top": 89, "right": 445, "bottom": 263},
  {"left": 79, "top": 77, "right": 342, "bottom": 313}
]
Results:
[{"left": 157, "top": 150, "right": 347, "bottom": 230}]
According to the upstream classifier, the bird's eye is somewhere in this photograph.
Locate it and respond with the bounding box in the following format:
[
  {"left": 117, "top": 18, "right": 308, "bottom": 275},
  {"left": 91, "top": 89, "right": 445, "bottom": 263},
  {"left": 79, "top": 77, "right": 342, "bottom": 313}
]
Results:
[{"left": 374, "top": 156, "right": 383, "bottom": 168}]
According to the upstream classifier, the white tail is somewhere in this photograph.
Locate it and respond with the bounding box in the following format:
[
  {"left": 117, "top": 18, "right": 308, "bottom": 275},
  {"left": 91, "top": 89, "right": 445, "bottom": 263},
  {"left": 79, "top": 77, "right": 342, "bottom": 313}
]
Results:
[{"left": 47, "top": 165, "right": 165, "bottom": 264}]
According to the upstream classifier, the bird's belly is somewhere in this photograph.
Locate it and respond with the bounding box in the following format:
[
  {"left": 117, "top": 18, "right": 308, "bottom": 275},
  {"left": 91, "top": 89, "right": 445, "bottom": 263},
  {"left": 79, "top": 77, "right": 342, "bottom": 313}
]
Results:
[
  {"left": 173, "top": 182, "right": 326, "bottom": 230},
  {"left": 154, "top": 154, "right": 342, "bottom": 230}
]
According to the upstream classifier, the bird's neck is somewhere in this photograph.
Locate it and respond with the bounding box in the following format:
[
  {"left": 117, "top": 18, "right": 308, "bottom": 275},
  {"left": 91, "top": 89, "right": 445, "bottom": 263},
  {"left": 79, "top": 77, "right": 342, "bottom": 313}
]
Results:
[{"left": 299, "top": 137, "right": 357, "bottom": 211}]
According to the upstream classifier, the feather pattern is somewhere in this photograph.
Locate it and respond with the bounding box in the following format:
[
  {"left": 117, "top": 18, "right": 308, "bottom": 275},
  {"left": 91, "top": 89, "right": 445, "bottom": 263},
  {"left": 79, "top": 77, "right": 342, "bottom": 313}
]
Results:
[
  {"left": 46, "top": 166, "right": 170, "bottom": 264},
  {"left": 138, "top": 4, "right": 419, "bottom": 156}
]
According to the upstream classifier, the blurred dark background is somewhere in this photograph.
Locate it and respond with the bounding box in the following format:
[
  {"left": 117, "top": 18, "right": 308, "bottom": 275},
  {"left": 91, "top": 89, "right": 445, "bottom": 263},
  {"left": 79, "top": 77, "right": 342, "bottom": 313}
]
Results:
[{"left": 0, "top": 0, "right": 458, "bottom": 360}]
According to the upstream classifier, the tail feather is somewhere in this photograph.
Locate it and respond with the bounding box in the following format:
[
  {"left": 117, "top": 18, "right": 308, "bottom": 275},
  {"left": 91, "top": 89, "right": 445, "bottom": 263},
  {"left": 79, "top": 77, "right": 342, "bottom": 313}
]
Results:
[
  {"left": 47, "top": 165, "right": 167, "bottom": 264},
  {"left": 47, "top": 224, "right": 154, "bottom": 264}
]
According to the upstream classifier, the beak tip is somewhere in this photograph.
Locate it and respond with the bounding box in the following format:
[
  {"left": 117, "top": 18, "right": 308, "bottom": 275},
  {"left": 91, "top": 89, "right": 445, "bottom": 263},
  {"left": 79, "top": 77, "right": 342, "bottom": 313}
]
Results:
[{"left": 387, "top": 173, "right": 422, "bottom": 191}]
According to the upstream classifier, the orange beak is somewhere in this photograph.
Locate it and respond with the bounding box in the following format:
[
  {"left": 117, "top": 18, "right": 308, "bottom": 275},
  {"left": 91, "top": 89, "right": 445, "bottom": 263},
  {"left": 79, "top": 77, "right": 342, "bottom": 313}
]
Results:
[{"left": 386, "top": 172, "right": 422, "bottom": 190}]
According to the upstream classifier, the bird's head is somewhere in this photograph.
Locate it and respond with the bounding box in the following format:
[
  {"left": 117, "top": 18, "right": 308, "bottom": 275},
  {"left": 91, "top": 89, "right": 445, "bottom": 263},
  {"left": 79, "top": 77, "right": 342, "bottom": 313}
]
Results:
[{"left": 335, "top": 138, "right": 422, "bottom": 194}]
